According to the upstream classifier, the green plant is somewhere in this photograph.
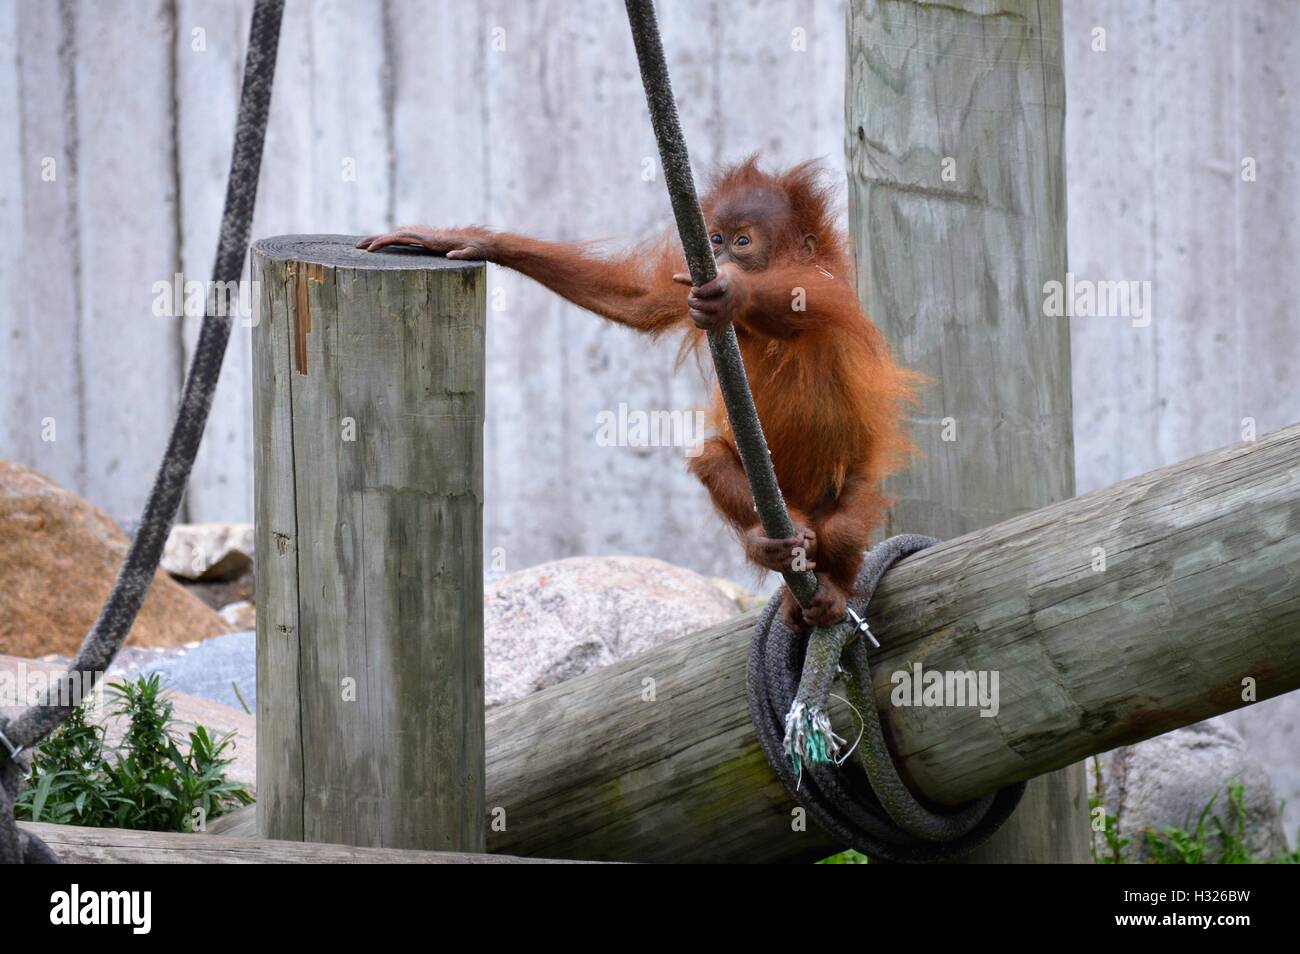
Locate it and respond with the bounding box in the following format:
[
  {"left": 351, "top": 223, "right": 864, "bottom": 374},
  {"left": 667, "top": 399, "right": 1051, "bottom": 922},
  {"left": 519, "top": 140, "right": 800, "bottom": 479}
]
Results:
[
  {"left": 1088, "top": 759, "right": 1300, "bottom": 864},
  {"left": 1093, "top": 804, "right": 1130, "bottom": 864},
  {"left": 16, "top": 673, "right": 253, "bottom": 832},
  {"left": 1278, "top": 833, "right": 1300, "bottom": 864},
  {"left": 1142, "top": 794, "right": 1218, "bottom": 864},
  {"left": 1144, "top": 782, "right": 1254, "bottom": 865},
  {"left": 19, "top": 704, "right": 113, "bottom": 825},
  {"left": 1089, "top": 755, "right": 1129, "bottom": 864},
  {"left": 818, "top": 849, "right": 868, "bottom": 864}
]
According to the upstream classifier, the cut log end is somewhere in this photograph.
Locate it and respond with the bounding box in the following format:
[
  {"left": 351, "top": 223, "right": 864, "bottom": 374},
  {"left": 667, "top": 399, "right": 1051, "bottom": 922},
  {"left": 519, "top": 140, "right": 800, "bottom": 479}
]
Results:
[
  {"left": 252, "top": 233, "right": 479, "bottom": 272},
  {"left": 251, "top": 233, "right": 486, "bottom": 853}
]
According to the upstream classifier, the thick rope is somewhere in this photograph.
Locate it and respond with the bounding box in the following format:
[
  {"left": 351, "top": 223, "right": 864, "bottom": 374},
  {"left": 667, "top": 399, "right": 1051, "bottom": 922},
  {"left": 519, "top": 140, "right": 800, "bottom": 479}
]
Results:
[
  {"left": 624, "top": 0, "right": 1024, "bottom": 862},
  {"left": 748, "top": 536, "right": 1027, "bottom": 862},
  {"left": 0, "top": 0, "right": 284, "bottom": 864},
  {"left": 624, "top": 0, "right": 817, "bottom": 608}
]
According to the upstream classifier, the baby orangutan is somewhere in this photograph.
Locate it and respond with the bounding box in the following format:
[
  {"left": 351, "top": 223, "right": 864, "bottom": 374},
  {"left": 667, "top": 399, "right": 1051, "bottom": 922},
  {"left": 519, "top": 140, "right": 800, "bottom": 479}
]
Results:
[{"left": 358, "top": 157, "right": 919, "bottom": 629}]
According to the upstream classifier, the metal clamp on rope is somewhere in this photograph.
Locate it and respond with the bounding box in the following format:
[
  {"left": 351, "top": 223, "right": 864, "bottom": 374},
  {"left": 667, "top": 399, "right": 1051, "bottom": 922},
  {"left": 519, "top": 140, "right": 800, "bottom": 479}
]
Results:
[
  {"left": 846, "top": 607, "right": 879, "bottom": 648},
  {"left": 0, "top": 727, "right": 23, "bottom": 762}
]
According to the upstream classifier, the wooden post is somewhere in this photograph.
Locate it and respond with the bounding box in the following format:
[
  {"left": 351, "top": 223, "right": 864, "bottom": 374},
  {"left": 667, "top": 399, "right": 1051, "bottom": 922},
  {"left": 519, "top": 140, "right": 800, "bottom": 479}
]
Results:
[
  {"left": 846, "top": 0, "right": 1090, "bottom": 861},
  {"left": 251, "top": 235, "right": 486, "bottom": 852}
]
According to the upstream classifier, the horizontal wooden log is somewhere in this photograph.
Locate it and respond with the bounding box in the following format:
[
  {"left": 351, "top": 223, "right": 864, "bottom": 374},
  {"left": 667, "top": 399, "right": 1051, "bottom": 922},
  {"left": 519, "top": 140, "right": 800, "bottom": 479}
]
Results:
[
  {"left": 20, "top": 821, "right": 580, "bottom": 864},
  {"left": 484, "top": 424, "right": 1300, "bottom": 863}
]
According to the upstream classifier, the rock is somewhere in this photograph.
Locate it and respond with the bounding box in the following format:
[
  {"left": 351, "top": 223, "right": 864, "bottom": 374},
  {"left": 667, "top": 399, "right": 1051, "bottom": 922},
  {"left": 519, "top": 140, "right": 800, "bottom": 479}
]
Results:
[
  {"left": 0, "top": 461, "right": 230, "bottom": 657},
  {"left": 1217, "top": 696, "right": 1300, "bottom": 849},
  {"left": 180, "top": 570, "right": 255, "bottom": 612},
  {"left": 1091, "top": 719, "right": 1288, "bottom": 863},
  {"left": 162, "top": 523, "right": 254, "bottom": 582},
  {"left": 107, "top": 630, "right": 257, "bottom": 714},
  {"left": 22, "top": 548, "right": 743, "bottom": 714},
  {"left": 484, "top": 555, "right": 742, "bottom": 708},
  {"left": 0, "top": 653, "right": 254, "bottom": 789},
  {"left": 218, "top": 600, "right": 256, "bottom": 631},
  {"left": 708, "top": 576, "right": 763, "bottom": 613}
]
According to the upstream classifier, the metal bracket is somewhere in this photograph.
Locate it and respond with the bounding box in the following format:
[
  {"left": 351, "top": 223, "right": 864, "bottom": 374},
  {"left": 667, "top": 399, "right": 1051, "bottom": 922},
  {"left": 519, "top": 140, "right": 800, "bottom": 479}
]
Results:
[
  {"left": 846, "top": 607, "right": 879, "bottom": 648},
  {"left": 0, "top": 727, "right": 23, "bottom": 762}
]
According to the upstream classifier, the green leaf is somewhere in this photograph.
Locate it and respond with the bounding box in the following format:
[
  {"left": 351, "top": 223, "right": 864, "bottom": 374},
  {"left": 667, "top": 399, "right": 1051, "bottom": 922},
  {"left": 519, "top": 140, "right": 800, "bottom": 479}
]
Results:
[{"left": 30, "top": 771, "right": 58, "bottom": 822}]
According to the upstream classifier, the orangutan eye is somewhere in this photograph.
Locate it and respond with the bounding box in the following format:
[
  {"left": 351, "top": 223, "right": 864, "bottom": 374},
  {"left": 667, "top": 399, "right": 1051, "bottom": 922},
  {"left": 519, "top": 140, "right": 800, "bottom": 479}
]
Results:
[
  {"left": 710, "top": 233, "right": 723, "bottom": 244},
  {"left": 735, "top": 234, "right": 751, "bottom": 247}
]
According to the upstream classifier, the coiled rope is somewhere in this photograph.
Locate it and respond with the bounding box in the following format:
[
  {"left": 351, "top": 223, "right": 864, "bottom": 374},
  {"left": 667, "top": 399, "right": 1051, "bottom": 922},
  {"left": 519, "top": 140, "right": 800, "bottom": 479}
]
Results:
[
  {"left": 0, "top": 0, "right": 284, "bottom": 863},
  {"left": 624, "top": 0, "right": 1025, "bottom": 862},
  {"left": 748, "top": 535, "right": 1026, "bottom": 862}
]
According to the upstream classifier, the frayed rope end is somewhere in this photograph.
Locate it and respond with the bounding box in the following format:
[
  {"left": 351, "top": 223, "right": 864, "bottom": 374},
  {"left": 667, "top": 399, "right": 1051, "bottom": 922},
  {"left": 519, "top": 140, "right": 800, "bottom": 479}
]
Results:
[{"left": 783, "top": 700, "right": 845, "bottom": 775}]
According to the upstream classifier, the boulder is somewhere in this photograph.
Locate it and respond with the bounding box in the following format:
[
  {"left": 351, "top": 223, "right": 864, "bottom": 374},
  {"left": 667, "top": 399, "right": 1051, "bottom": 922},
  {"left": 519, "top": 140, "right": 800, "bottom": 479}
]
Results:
[
  {"left": 485, "top": 555, "right": 742, "bottom": 708},
  {"left": 1217, "top": 697, "right": 1300, "bottom": 849},
  {"left": 218, "top": 600, "right": 256, "bottom": 631},
  {"left": 0, "top": 461, "right": 230, "bottom": 657},
  {"left": 162, "top": 523, "right": 254, "bottom": 582},
  {"left": 1091, "top": 719, "right": 1288, "bottom": 863},
  {"left": 178, "top": 570, "right": 255, "bottom": 612},
  {"left": 22, "top": 549, "right": 743, "bottom": 713},
  {"left": 708, "top": 576, "right": 763, "bottom": 613},
  {"left": 112, "top": 630, "right": 257, "bottom": 714}
]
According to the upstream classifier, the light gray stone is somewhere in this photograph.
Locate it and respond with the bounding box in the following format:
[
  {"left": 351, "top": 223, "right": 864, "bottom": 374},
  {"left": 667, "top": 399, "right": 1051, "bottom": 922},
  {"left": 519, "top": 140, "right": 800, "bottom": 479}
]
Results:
[
  {"left": 1218, "top": 694, "right": 1300, "bottom": 850},
  {"left": 0, "top": 653, "right": 255, "bottom": 789},
  {"left": 162, "top": 522, "right": 254, "bottom": 582},
  {"left": 76, "top": 554, "right": 748, "bottom": 717},
  {"left": 1091, "top": 720, "right": 1288, "bottom": 863},
  {"left": 707, "top": 576, "right": 762, "bottom": 614},
  {"left": 484, "top": 555, "right": 742, "bottom": 708},
  {"left": 115, "top": 630, "right": 257, "bottom": 715}
]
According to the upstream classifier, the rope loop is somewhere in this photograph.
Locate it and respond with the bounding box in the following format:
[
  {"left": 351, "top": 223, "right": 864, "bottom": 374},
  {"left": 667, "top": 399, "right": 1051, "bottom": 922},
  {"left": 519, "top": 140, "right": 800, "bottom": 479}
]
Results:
[{"left": 747, "top": 535, "right": 1026, "bottom": 863}]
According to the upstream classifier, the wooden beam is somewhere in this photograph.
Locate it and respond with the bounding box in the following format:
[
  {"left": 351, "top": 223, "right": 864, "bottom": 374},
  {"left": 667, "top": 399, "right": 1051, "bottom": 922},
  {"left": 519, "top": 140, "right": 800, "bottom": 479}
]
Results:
[
  {"left": 251, "top": 235, "right": 486, "bottom": 851},
  {"left": 19, "top": 822, "right": 579, "bottom": 864},
  {"left": 483, "top": 425, "right": 1300, "bottom": 863},
  {"left": 845, "top": 0, "right": 1088, "bottom": 862}
]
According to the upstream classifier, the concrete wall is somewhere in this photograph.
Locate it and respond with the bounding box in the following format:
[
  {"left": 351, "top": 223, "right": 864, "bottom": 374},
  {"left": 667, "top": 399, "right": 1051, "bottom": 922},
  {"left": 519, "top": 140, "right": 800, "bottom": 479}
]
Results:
[
  {"left": 1063, "top": 0, "right": 1300, "bottom": 493},
  {"left": 2, "top": 0, "right": 1299, "bottom": 591}
]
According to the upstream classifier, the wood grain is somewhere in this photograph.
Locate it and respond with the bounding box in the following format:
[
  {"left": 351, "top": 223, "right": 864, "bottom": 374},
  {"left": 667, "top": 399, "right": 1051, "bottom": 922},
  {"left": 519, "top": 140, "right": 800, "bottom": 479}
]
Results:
[
  {"left": 252, "top": 235, "right": 486, "bottom": 852},
  {"left": 845, "top": 0, "right": 1089, "bottom": 863},
  {"left": 483, "top": 424, "right": 1300, "bottom": 862},
  {"left": 21, "top": 821, "right": 583, "bottom": 864}
]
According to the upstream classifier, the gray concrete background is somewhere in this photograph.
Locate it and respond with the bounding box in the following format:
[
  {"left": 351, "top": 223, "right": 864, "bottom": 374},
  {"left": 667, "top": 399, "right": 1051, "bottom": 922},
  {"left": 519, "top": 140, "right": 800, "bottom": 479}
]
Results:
[{"left": 2, "top": 0, "right": 1297, "bottom": 592}]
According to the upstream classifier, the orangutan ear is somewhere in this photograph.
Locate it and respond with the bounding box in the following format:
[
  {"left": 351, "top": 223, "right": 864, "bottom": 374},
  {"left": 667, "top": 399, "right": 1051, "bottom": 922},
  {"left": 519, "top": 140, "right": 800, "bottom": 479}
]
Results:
[{"left": 801, "top": 233, "right": 818, "bottom": 260}]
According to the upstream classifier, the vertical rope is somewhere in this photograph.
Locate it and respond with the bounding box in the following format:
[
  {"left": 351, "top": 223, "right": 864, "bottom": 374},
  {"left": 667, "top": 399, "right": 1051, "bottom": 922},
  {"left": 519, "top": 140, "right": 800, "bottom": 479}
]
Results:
[
  {"left": 624, "top": 0, "right": 1027, "bottom": 861},
  {"left": 623, "top": 0, "right": 819, "bottom": 609},
  {"left": 0, "top": 0, "right": 285, "bottom": 863}
]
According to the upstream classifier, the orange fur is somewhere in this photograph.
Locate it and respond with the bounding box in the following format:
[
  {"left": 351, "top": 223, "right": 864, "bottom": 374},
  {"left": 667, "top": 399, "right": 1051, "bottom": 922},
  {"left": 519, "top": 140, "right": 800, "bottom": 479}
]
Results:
[
  {"left": 684, "top": 159, "right": 922, "bottom": 595},
  {"left": 359, "top": 157, "right": 921, "bottom": 619}
]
